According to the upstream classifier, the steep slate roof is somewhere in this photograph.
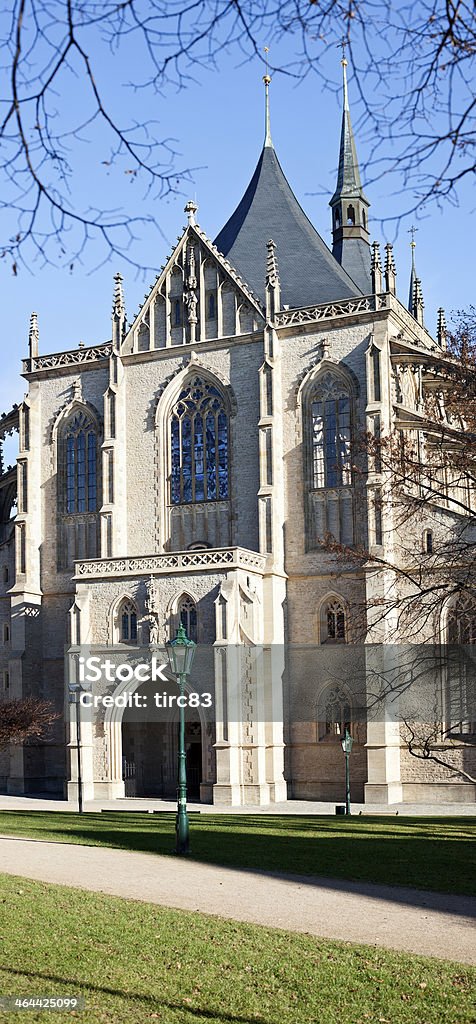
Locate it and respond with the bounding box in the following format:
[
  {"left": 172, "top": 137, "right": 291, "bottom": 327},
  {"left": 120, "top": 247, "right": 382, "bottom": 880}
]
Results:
[{"left": 214, "top": 143, "right": 363, "bottom": 309}]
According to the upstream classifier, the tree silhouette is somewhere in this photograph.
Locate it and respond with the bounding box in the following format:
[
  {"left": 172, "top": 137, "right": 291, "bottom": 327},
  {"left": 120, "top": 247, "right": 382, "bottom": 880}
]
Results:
[{"left": 0, "top": 0, "right": 474, "bottom": 270}]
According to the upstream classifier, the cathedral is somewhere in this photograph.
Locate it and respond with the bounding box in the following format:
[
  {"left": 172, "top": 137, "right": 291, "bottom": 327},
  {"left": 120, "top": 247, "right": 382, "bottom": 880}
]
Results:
[{"left": 0, "top": 62, "right": 474, "bottom": 806}]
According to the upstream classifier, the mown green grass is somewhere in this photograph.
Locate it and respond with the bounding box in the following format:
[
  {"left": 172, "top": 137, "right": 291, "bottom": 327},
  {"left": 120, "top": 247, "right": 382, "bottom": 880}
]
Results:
[
  {"left": 0, "top": 812, "right": 474, "bottom": 894},
  {"left": 0, "top": 874, "right": 474, "bottom": 1024}
]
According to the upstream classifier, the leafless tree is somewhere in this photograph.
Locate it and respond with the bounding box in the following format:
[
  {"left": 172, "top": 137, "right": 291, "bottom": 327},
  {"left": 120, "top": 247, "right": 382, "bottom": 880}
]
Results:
[
  {"left": 0, "top": 1, "right": 474, "bottom": 270},
  {"left": 0, "top": 695, "right": 60, "bottom": 746},
  {"left": 325, "top": 308, "right": 476, "bottom": 642}
]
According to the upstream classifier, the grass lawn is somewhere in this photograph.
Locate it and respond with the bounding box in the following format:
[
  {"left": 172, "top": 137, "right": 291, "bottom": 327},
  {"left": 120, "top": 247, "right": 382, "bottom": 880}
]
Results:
[
  {"left": 0, "top": 812, "right": 474, "bottom": 895},
  {"left": 0, "top": 873, "right": 474, "bottom": 1024}
]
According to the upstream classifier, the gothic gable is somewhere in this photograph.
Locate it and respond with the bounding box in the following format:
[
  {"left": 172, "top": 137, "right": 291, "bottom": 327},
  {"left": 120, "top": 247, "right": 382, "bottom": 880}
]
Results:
[{"left": 122, "top": 221, "right": 265, "bottom": 354}]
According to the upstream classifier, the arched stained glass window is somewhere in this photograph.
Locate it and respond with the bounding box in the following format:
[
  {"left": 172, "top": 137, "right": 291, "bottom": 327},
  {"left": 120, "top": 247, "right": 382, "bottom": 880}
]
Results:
[
  {"left": 64, "top": 411, "right": 98, "bottom": 514},
  {"left": 119, "top": 599, "right": 138, "bottom": 643},
  {"left": 179, "top": 594, "right": 198, "bottom": 643},
  {"left": 311, "top": 374, "right": 352, "bottom": 489},
  {"left": 321, "top": 599, "right": 346, "bottom": 643},
  {"left": 171, "top": 377, "right": 229, "bottom": 505}
]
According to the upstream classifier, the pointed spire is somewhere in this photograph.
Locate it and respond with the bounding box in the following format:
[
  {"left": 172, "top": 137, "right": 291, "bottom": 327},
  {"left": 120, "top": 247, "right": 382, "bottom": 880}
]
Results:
[
  {"left": 330, "top": 50, "right": 370, "bottom": 293},
  {"left": 437, "top": 307, "right": 447, "bottom": 350},
  {"left": 408, "top": 227, "right": 424, "bottom": 325},
  {"left": 408, "top": 226, "right": 418, "bottom": 311},
  {"left": 28, "top": 312, "right": 39, "bottom": 360},
  {"left": 413, "top": 277, "right": 425, "bottom": 326},
  {"left": 384, "top": 243, "right": 396, "bottom": 295},
  {"left": 112, "top": 272, "right": 126, "bottom": 349},
  {"left": 263, "top": 47, "right": 273, "bottom": 148},
  {"left": 331, "top": 53, "right": 367, "bottom": 204}
]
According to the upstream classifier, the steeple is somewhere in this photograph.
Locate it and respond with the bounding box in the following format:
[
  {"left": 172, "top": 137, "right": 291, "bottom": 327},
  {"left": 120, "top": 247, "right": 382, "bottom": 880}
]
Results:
[{"left": 329, "top": 51, "right": 371, "bottom": 294}]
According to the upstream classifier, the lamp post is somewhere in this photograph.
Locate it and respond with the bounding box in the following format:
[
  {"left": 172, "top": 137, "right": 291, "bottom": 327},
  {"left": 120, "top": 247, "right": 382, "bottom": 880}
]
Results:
[
  {"left": 68, "top": 682, "right": 84, "bottom": 814},
  {"left": 166, "top": 623, "right": 196, "bottom": 855},
  {"left": 340, "top": 728, "right": 354, "bottom": 816}
]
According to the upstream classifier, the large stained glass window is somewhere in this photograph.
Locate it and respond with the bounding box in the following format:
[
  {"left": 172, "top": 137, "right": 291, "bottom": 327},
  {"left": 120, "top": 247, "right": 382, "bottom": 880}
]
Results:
[
  {"left": 64, "top": 412, "right": 98, "bottom": 514},
  {"left": 171, "top": 377, "right": 229, "bottom": 505},
  {"left": 311, "top": 374, "right": 352, "bottom": 488}
]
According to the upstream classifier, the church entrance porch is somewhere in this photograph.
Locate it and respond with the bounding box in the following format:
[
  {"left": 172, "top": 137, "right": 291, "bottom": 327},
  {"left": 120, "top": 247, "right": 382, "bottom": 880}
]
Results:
[
  {"left": 121, "top": 719, "right": 203, "bottom": 799},
  {"left": 115, "top": 674, "right": 209, "bottom": 801}
]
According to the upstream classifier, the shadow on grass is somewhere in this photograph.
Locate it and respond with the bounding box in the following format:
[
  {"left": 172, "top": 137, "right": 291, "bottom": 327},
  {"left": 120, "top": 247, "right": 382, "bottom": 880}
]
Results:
[
  {"left": 1, "top": 966, "right": 270, "bottom": 1024},
  {"left": 1, "top": 812, "right": 475, "bottom": 907}
]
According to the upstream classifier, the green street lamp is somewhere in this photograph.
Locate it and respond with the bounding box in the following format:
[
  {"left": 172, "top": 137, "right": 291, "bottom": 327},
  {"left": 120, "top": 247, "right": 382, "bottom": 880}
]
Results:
[
  {"left": 166, "top": 622, "right": 197, "bottom": 855},
  {"left": 68, "top": 682, "right": 87, "bottom": 814},
  {"left": 340, "top": 728, "right": 354, "bottom": 816}
]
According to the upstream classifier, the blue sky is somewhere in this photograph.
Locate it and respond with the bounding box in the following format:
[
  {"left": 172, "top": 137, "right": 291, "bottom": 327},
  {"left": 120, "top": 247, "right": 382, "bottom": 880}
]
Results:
[{"left": 1, "top": 35, "right": 473, "bottom": 417}]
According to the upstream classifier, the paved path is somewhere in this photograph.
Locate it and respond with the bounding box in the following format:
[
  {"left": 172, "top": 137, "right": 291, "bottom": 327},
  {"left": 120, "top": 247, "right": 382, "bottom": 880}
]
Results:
[
  {"left": 0, "top": 835, "right": 474, "bottom": 965},
  {"left": 1, "top": 794, "right": 475, "bottom": 815}
]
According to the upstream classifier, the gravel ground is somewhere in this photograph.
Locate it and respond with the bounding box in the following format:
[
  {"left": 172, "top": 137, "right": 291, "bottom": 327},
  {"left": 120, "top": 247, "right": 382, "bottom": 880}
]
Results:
[{"left": 0, "top": 835, "right": 474, "bottom": 965}]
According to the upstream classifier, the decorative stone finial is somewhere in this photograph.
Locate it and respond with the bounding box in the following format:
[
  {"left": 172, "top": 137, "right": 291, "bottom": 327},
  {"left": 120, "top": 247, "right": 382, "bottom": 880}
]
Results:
[
  {"left": 113, "top": 272, "right": 125, "bottom": 317},
  {"left": 29, "top": 312, "right": 39, "bottom": 360},
  {"left": 72, "top": 378, "right": 82, "bottom": 401},
  {"left": 384, "top": 243, "right": 396, "bottom": 295},
  {"left": 265, "top": 239, "right": 280, "bottom": 319},
  {"left": 266, "top": 239, "right": 279, "bottom": 286},
  {"left": 437, "top": 308, "right": 447, "bottom": 350},
  {"left": 112, "top": 271, "right": 126, "bottom": 349},
  {"left": 370, "top": 241, "right": 382, "bottom": 294},
  {"left": 184, "top": 201, "right": 198, "bottom": 227},
  {"left": 413, "top": 277, "right": 425, "bottom": 326}
]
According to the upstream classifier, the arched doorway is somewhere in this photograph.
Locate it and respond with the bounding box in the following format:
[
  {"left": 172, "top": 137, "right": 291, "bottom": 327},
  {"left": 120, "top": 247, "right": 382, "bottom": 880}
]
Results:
[{"left": 120, "top": 678, "right": 204, "bottom": 799}]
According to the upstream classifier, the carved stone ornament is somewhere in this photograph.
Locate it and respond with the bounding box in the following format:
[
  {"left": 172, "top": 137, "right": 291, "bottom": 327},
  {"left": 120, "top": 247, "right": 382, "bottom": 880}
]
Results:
[
  {"left": 147, "top": 614, "right": 159, "bottom": 646},
  {"left": 145, "top": 575, "right": 159, "bottom": 615}
]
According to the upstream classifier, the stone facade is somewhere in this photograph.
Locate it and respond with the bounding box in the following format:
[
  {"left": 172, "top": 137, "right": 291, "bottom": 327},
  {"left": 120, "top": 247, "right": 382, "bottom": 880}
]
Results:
[{"left": 0, "top": 81, "right": 474, "bottom": 806}]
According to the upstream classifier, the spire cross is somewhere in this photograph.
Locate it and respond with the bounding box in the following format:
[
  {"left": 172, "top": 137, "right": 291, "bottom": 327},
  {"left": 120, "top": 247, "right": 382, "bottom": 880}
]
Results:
[
  {"left": 339, "top": 38, "right": 349, "bottom": 109},
  {"left": 408, "top": 224, "right": 418, "bottom": 248}
]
